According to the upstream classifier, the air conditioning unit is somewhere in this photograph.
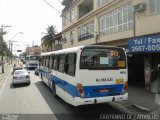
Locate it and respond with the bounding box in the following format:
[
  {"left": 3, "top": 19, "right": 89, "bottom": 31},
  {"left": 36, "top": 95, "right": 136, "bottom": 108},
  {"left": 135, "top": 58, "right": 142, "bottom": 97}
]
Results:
[{"left": 134, "top": 3, "right": 146, "bottom": 12}]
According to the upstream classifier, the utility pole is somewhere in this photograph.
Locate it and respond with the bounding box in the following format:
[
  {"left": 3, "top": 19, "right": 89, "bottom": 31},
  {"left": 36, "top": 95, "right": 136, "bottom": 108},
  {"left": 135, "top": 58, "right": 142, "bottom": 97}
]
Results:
[
  {"left": 0, "top": 25, "right": 4, "bottom": 73},
  {"left": 0, "top": 25, "right": 11, "bottom": 73},
  {"left": 8, "top": 32, "right": 23, "bottom": 64},
  {"left": 11, "top": 42, "right": 13, "bottom": 64}
]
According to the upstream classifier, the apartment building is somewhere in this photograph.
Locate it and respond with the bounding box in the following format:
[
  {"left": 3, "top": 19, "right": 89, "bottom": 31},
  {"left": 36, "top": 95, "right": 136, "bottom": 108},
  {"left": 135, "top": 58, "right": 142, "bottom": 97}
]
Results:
[
  {"left": 41, "top": 33, "right": 62, "bottom": 53},
  {"left": 61, "top": 0, "right": 160, "bottom": 92},
  {"left": 26, "top": 45, "right": 41, "bottom": 55}
]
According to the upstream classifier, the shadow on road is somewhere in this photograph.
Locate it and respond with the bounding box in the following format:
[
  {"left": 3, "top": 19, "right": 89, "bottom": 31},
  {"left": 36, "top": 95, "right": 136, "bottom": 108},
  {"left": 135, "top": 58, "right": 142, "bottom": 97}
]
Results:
[
  {"left": 35, "top": 81, "right": 124, "bottom": 120},
  {"left": 10, "top": 83, "right": 30, "bottom": 89}
]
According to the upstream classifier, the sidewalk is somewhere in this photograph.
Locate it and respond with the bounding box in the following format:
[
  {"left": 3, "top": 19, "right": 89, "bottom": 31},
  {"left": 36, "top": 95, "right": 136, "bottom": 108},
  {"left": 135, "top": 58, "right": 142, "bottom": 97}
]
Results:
[
  {"left": 110, "top": 85, "right": 160, "bottom": 115},
  {"left": 0, "top": 60, "right": 22, "bottom": 85},
  {"left": 0, "top": 63, "right": 12, "bottom": 87},
  {"left": 128, "top": 85, "right": 160, "bottom": 114}
]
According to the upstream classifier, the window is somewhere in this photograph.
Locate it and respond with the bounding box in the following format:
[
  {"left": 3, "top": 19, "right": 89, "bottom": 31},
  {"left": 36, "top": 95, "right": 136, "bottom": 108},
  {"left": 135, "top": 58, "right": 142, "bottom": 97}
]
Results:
[
  {"left": 80, "top": 48, "right": 126, "bottom": 69},
  {"left": 53, "top": 55, "right": 59, "bottom": 70},
  {"left": 150, "top": 0, "right": 160, "bottom": 14},
  {"left": 15, "top": 71, "right": 28, "bottom": 75},
  {"left": 59, "top": 54, "right": 66, "bottom": 73},
  {"left": 49, "top": 55, "right": 53, "bottom": 68},
  {"left": 26, "top": 57, "right": 29, "bottom": 61},
  {"left": 45, "top": 56, "right": 48, "bottom": 67},
  {"left": 63, "top": 34, "right": 68, "bottom": 43},
  {"left": 39, "top": 57, "right": 43, "bottom": 66},
  {"left": 52, "top": 56, "right": 54, "bottom": 69},
  {"left": 65, "top": 53, "right": 76, "bottom": 76},
  {"left": 47, "top": 56, "right": 50, "bottom": 67},
  {"left": 99, "top": 2, "right": 133, "bottom": 35},
  {"left": 78, "top": 21, "right": 94, "bottom": 41}
]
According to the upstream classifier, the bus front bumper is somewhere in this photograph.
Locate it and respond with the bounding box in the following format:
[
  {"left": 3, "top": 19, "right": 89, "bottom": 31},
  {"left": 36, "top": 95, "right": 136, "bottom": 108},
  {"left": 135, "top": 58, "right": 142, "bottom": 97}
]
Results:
[{"left": 73, "top": 93, "right": 128, "bottom": 106}]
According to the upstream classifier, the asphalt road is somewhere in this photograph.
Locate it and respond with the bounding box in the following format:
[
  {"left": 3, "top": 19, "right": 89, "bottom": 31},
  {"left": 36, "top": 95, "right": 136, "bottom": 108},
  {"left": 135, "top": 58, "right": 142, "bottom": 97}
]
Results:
[{"left": 0, "top": 68, "right": 125, "bottom": 120}]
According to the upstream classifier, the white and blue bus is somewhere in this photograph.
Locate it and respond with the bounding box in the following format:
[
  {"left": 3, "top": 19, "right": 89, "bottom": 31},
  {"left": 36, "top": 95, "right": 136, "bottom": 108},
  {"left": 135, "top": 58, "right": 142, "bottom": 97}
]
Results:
[
  {"left": 26, "top": 55, "right": 39, "bottom": 69},
  {"left": 39, "top": 45, "right": 128, "bottom": 106}
]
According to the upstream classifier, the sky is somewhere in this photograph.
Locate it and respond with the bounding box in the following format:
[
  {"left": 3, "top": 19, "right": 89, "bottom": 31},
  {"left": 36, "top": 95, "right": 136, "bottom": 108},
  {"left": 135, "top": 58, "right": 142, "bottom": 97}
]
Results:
[{"left": 0, "top": 0, "right": 64, "bottom": 55}]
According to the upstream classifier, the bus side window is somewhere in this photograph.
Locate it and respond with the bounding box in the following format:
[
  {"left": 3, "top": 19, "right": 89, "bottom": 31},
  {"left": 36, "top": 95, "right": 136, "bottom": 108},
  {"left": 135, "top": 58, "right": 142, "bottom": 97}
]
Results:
[
  {"left": 45, "top": 56, "right": 48, "bottom": 67},
  {"left": 53, "top": 56, "right": 56, "bottom": 70},
  {"left": 41, "top": 57, "right": 43, "bottom": 66},
  {"left": 44, "top": 57, "right": 46, "bottom": 67},
  {"left": 52, "top": 55, "right": 54, "bottom": 69},
  {"left": 54, "top": 55, "right": 59, "bottom": 71},
  {"left": 65, "top": 53, "right": 76, "bottom": 76},
  {"left": 48, "top": 56, "right": 50, "bottom": 68},
  {"left": 57, "top": 55, "right": 60, "bottom": 71},
  {"left": 59, "top": 54, "right": 66, "bottom": 73}
]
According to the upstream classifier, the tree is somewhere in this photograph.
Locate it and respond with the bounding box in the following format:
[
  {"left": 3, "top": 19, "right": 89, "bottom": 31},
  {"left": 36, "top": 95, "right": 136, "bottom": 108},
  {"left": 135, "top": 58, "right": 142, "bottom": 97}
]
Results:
[
  {"left": 0, "top": 42, "right": 8, "bottom": 55},
  {"left": 41, "top": 25, "right": 57, "bottom": 52}
]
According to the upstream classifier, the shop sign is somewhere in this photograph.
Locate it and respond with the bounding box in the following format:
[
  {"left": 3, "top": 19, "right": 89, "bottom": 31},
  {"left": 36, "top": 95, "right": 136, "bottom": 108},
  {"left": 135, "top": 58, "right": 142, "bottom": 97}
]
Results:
[{"left": 129, "top": 34, "right": 160, "bottom": 53}]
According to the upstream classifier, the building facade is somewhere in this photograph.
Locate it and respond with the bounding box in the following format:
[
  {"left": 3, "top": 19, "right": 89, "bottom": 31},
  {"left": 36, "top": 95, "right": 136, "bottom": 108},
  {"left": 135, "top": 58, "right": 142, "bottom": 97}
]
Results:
[
  {"left": 41, "top": 33, "right": 62, "bottom": 53},
  {"left": 26, "top": 45, "right": 41, "bottom": 55},
  {"left": 61, "top": 0, "right": 160, "bottom": 93}
]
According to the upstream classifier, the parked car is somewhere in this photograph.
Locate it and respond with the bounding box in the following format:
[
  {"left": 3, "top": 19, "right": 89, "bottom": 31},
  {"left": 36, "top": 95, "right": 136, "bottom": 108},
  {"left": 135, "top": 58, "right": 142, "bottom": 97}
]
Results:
[{"left": 12, "top": 69, "right": 30, "bottom": 86}]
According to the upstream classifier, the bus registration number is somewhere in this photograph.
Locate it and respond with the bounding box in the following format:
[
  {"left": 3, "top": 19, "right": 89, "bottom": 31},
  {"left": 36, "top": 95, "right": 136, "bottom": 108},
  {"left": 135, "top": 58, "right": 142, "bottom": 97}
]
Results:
[{"left": 116, "top": 79, "right": 124, "bottom": 84}]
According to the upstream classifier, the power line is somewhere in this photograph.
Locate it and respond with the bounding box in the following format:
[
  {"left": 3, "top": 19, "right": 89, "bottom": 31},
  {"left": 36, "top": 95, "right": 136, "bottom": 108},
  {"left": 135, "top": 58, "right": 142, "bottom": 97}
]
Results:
[
  {"left": 42, "top": 0, "right": 62, "bottom": 14},
  {"left": 42, "top": 0, "right": 76, "bottom": 29},
  {"left": 42, "top": 0, "right": 94, "bottom": 38}
]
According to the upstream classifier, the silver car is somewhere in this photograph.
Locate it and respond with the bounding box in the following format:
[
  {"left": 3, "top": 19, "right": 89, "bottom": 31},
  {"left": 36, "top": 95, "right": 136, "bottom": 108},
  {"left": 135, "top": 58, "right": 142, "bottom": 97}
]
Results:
[{"left": 12, "top": 69, "right": 30, "bottom": 85}]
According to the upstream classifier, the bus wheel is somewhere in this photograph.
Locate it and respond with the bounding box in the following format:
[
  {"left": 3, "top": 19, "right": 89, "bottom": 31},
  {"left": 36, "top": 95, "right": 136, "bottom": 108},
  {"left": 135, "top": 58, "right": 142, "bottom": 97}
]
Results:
[{"left": 52, "top": 82, "right": 57, "bottom": 98}]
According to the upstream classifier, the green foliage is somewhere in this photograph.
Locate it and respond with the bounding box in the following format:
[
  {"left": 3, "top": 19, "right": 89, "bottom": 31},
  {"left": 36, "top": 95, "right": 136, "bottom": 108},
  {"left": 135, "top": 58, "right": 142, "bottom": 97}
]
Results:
[
  {"left": 0, "top": 41, "right": 9, "bottom": 56},
  {"left": 41, "top": 25, "right": 57, "bottom": 51}
]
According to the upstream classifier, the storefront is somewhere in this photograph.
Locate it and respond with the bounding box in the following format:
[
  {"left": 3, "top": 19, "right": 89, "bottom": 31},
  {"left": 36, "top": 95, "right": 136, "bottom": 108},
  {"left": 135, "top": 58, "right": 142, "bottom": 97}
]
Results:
[{"left": 128, "top": 33, "right": 160, "bottom": 93}]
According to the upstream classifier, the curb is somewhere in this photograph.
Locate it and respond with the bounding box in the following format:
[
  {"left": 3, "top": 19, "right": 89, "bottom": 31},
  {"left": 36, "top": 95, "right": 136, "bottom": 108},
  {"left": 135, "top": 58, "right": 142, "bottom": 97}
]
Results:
[
  {"left": 0, "top": 65, "right": 12, "bottom": 87},
  {"left": 108, "top": 101, "right": 151, "bottom": 115},
  {"left": 131, "top": 104, "right": 151, "bottom": 113}
]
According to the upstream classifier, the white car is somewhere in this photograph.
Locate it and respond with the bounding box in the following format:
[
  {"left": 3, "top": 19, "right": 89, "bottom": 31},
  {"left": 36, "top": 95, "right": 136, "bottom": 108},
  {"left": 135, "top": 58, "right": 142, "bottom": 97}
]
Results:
[{"left": 12, "top": 69, "right": 30, "bottom": 86}]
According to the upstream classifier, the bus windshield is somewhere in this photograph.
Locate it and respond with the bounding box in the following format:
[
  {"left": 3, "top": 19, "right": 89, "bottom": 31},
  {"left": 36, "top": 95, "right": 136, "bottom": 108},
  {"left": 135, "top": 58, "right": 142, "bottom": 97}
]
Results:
[{"left": 80, "top": 48, "right": 126, "bottom": 69}]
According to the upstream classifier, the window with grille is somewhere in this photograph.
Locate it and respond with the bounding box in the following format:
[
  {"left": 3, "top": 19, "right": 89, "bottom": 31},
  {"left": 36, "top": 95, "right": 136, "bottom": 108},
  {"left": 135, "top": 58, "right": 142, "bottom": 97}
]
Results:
[
  {"left": 99, "top": 2, "right": 133, "bottom": 35},
  {"left": 150, "top": 0, "right": 160, "bottom": 14}
]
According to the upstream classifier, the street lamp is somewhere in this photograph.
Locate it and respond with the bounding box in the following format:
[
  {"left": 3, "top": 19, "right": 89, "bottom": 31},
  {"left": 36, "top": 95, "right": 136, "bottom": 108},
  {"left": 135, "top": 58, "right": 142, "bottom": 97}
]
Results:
[
  {"left": 10, "top": 41, "right": 18, "bottom": 64},
  {"left": 9, "top": 32, "right": 23, "bottom": 51}
]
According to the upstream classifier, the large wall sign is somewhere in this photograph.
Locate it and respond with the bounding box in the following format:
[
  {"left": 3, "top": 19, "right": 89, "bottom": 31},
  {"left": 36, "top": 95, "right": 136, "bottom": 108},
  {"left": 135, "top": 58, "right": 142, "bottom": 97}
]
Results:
[{"left": 129, "top": 34, "right": 160, "bottom": 53}]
